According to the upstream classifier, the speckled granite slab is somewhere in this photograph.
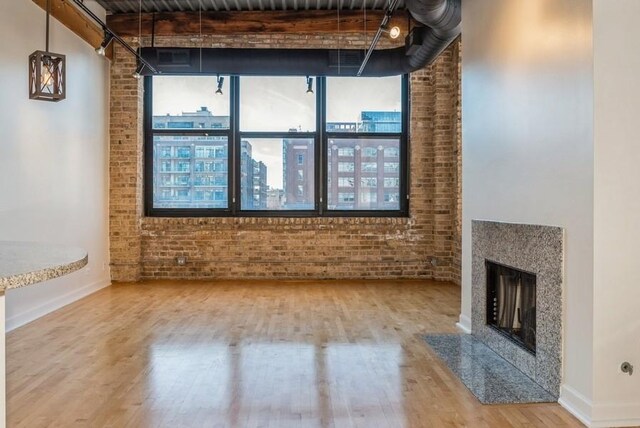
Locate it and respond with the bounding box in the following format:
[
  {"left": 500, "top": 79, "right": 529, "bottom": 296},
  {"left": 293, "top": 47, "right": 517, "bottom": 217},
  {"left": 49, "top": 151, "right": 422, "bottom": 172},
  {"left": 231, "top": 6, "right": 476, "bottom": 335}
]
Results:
[
  {"left": 0, "top": 241, "right": 88, "bottom": 291},
  {"left": 471, "top": 220, "right": 563, "bottom": 398},
  {"left": 424, "top": 334, "right": 556, "bottom": 404}
]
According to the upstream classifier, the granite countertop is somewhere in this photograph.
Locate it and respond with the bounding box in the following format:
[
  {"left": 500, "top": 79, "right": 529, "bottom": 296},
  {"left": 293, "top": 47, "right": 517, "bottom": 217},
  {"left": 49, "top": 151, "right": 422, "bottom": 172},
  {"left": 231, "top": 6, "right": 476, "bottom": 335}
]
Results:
[{"left": 0, "top": 242, "right": 88, "bottom": 292}]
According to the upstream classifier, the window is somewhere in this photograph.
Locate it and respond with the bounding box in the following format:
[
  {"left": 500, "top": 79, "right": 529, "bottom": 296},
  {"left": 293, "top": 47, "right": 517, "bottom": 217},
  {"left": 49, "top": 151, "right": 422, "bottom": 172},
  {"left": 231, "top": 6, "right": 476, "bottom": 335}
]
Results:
[
  {"left": 338, "top": 147, "right": 354, "bottom": 157},
  {"left": 338, "top": 177, "right": 354, "bottom": 188},
  {"left": 326, "top": 76, "right": 402, "bottom": 133},
  {"left": 338, "top": 162, "right": 355, "bottom": 173},
  {"left": 361, "top": 177, "right": 377, "bottom": 187},
  {"left": 362, "top": 147, "right": 377, "bottom": 157},
  {"left": 361, "top": 162, "right": 377, "bottom": 173},
  {"left": 239, "top": 138, "right": 314, "bottom": 211},
  {"left": 240, "top": 76, "right": 315, "bottom": 132},
  {"left": 145, "top": 74, "right": 407, "bottom": 216},
  {"left": 326, "top": 138, "right": 401, "bottom": 211},
  {"left": 384, "top": 177, "right": 400, "bottom": 188},
  {"left": 152, "top": 135, "right": 229, "bottom": 209},
  {"left": 384, "top": 147, "right": 399, "bottom": 158}
]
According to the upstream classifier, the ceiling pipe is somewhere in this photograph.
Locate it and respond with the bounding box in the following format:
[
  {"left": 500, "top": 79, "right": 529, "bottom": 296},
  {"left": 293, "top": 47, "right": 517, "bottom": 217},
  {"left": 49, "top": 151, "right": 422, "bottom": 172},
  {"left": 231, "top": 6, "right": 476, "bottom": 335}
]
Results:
[
  {"left": 139, "top": 0, "right": 460, "bottom": 77},
  {"left": 404, "top": 0, "right": 461, "bottom": 69}
]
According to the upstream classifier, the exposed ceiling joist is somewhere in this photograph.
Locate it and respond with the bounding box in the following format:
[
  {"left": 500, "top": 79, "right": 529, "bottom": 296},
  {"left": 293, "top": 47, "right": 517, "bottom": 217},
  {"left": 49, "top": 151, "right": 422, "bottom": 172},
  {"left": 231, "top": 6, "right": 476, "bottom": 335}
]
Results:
[
  {"left": 106, "top": 9, "right": 409, "bottom": 36},
  {"left": 31, "top": 0, "right": 113, "bottom": 59}
]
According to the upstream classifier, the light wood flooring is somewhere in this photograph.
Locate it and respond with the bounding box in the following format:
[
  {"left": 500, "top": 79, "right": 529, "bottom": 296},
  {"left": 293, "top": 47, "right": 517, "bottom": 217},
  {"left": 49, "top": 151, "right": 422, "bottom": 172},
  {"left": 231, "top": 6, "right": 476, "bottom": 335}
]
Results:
[{"left": 7, "top": 280, "right": 582, "bottom": 427}]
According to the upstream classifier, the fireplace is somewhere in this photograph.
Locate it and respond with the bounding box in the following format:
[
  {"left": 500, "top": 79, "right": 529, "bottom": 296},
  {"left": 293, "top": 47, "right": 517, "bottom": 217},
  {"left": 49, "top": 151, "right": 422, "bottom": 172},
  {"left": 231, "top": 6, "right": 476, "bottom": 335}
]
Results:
[
  {"left": 486, "top": 261, "right": 536, "bottom": 354},
  {"left": 472, "top": 221, "right": 563, "bottom": 397}
]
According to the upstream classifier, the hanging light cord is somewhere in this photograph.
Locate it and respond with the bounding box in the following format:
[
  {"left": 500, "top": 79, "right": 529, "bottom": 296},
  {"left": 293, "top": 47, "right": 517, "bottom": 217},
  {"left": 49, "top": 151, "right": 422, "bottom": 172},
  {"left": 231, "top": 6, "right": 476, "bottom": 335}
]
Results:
[
  {"left": 45, "top": 0, "right": 50, "bottom": 52},
  {"left": 363, "top": 2, "right": 367, "bottom": 55},
  {"left": 337, "top": 1, "right": 341, "bottom": 74},
  {"left": 357, "top": 0, "right": 400, "bottom": 76},
  {"left": 199, "top": 0, "right": 202, "bottom": 73},
  {"left": 138, "top": 0, "right": 142, "bottom": 48}
]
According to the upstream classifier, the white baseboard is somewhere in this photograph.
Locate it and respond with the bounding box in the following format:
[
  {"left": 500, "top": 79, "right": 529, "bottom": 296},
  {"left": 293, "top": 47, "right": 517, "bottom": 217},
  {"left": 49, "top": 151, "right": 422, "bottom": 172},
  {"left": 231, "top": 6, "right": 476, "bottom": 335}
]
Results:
[
  {"left": 6, "top": 278, "right": 111, "bottom": 332},
  {"left": 559, "top": 384, "right": 592, "bottom": 427},
  {"left": 455, "top": 314, "right": 472, "bottom": 334},
  {"left": 560, "top": 384, "right": 640, "bottom": 427},
  {"left": 591, "top": 402, "right": 640, "bottom": 428}
]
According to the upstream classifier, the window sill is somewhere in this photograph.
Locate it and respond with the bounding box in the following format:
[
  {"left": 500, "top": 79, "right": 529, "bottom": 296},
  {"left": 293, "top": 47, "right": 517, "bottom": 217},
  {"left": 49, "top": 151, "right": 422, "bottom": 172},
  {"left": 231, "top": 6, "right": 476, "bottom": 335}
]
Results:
[{"left": 141, "top": 215, "right": 412, "bottom": 228}]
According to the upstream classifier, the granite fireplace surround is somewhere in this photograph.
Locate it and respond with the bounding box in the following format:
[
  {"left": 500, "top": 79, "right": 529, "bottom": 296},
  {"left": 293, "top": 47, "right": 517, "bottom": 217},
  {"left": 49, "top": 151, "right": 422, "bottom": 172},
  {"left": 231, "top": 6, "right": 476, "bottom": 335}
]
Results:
[{"left": 472, "top": 220, "right": 564, "bottom": 398}]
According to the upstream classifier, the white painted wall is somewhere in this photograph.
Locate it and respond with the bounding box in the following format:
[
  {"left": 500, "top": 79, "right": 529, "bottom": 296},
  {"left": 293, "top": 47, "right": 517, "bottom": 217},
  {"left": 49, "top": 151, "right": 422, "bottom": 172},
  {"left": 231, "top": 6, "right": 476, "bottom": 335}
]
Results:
[
  {"left": 0, "top": 0, "right": 110, "bottom": 330},
  {"left": 592, "top": 1, "right": 640, "bottom": 425},
  {"left": 461, "top": 0, "right": 595, "bottom": 421}
]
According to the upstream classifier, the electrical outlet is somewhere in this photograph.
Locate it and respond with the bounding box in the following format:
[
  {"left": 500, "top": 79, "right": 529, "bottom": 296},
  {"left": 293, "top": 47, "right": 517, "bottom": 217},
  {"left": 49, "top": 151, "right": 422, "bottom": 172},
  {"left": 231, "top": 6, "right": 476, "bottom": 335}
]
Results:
[{"left": 176, "top": 256, "right": 187, "bottom": 266}]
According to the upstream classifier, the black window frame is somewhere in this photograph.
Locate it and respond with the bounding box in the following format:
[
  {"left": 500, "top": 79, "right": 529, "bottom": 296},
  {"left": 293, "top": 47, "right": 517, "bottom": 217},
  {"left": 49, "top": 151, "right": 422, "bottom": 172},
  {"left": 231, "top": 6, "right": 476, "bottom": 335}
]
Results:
[{"left": 144, "top": 75, "right": 409, "bottom": 217}]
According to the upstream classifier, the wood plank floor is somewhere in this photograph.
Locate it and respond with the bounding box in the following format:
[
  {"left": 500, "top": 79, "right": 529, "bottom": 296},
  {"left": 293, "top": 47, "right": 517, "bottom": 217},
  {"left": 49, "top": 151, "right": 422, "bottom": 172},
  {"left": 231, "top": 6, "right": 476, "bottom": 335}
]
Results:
[{"left": 6, "top": 280, "right": 582, "bottom": 428}]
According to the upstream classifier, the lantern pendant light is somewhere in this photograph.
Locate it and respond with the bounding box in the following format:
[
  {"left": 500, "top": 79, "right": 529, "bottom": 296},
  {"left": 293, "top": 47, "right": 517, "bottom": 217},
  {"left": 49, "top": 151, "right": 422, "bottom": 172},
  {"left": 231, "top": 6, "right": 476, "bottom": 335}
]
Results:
[{"left": 29, "top": 0, "right": 66, "bottom": 101}]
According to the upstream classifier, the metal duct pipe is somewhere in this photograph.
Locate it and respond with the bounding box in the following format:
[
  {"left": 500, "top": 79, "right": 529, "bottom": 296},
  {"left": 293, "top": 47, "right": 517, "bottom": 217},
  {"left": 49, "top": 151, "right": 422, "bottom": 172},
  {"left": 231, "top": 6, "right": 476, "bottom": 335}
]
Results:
[
  {"left": 139, "top": 0, "right": 460, "bottom": 77},
  {"left": 405, "top": 0, "right": 461, "bottom": 69}
]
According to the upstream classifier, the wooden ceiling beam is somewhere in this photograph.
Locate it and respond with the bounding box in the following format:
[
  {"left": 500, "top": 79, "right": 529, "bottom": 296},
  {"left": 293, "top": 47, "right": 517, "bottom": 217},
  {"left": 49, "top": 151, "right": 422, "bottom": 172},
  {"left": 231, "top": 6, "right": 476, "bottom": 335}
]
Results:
[
  {"left": 31, "top": 0, "right": 113, "bottom": 59},
  {"left": 106, "top": 10, "right": 410, "bottom": 37}
]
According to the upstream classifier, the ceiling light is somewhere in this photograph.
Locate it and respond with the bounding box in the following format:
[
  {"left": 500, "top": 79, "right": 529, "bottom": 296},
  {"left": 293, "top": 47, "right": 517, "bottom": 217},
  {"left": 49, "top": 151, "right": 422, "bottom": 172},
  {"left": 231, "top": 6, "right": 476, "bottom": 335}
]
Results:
[
  {"left": 29, "top": 0, "right": 65, "bottom": 101},
  {"left": 381, "top": 25, "right": 402, "bottom": 39},
  {"left": 96, "top": 32, "right": 114, "bottom": 56},
  {"left": 306, "top": 76, "right": 314, "bottom": 94},
  {"left": 132, "top": 63, "right": 145, "bottom": 79},
  {"left": 216, "top": 75, "right": 224, "bottom": 95}
]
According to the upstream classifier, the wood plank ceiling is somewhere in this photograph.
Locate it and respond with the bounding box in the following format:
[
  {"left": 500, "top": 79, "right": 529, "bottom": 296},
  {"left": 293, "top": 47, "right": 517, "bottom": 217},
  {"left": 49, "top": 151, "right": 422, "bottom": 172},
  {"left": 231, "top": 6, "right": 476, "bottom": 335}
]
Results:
[{"left": 96, "top": 0, "right": 407, "bottom": 14}]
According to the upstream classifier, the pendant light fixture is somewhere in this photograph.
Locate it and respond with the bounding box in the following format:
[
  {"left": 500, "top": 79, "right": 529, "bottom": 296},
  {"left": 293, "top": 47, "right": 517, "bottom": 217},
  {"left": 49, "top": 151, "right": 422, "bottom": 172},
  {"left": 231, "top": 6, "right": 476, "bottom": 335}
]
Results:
[
  {"left": 29, "top": 0, "right": 66, "bottom": 101},
  {"left": 305, "top": 76, "right": 314, "bottom": 94},
  {"left": 215, "top": 75, "right": 224, "bottom": 95}
]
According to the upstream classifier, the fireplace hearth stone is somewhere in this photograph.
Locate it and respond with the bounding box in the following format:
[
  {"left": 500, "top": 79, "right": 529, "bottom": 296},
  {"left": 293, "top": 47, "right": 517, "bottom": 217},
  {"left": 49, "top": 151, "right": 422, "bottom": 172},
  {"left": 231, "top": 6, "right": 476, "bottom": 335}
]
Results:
[{"left": 424, "top": 334, "right": 555, "bottom": 404}]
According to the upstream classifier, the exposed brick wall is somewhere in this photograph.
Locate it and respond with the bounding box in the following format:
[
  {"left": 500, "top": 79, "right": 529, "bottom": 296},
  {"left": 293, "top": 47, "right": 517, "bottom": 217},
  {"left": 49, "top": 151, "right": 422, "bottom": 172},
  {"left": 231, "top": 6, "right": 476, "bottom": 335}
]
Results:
[{"left": 109, "top": 33, "right": 461, "bottom": 283}]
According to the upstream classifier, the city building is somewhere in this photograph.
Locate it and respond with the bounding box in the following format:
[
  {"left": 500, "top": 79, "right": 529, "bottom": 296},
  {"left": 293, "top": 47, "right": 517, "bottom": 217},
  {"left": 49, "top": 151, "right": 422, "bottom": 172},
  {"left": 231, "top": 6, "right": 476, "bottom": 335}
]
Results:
[
  {"left": 152, "top": 108, "right": 267, "bottom": 209},
  {"left": 152, "top": 106, "right": 230, "bottom": 129},
  {"left": 282, "top": 135, "right": 315, "bottom": 210},
  {"left": 323, "top": 112, "right": 402, "bottom": 210},
  {"left": 240, "top": 140, "right": 268, "bottom": 210}
]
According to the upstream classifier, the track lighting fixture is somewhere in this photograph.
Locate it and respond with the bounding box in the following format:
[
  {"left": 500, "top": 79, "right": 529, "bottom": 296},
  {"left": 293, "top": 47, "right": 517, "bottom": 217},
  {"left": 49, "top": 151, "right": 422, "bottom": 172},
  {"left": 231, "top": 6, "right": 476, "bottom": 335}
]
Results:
[
  {"left": 215, "top": 75, "right": 224, "bottom": 95},
  {"left": 95, "top": 32, "right": 114, "bottom": 56},
  {"left": 132, "top": 63, "right": 145, "bottom": 80},
  {"left": 306, "top": 76, "right": 314, "bottom": 94}
]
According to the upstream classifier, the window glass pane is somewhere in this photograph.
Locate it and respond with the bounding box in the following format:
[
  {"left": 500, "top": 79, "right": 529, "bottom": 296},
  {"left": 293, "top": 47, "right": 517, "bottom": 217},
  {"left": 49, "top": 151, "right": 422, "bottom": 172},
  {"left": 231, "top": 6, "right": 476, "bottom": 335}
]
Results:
[
  {"left": 153, "top": 135, "right": 229, "bottom": 209},
  {"left": 152, "top": 76, "right": 230, "bottom": 130},
  {"left": 326, "top": 76, "right": 402, "bottom": 133},
  {"left": 240, "top": 77, "right": 316, "bottom": 132},
  {"left": 327, "top": 138, "right": 401, "bottom": 211},
  {"left": 240, "top": 138, "right": 315, "bottom": 210}
]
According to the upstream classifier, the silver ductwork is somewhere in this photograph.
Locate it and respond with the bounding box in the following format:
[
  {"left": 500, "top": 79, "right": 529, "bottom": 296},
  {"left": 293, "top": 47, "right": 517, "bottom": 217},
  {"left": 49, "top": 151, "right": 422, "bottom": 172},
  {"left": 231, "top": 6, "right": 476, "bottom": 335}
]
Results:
[{"left": 140, "top": 0, "right": 460, "bottom": 76}]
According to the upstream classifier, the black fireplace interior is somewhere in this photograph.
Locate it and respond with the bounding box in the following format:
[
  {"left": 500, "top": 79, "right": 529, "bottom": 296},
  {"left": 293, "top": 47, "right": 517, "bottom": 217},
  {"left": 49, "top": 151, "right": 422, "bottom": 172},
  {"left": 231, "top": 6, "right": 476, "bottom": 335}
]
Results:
[{"left": 486, "top": 260, "right": 537, "bottom": 354}]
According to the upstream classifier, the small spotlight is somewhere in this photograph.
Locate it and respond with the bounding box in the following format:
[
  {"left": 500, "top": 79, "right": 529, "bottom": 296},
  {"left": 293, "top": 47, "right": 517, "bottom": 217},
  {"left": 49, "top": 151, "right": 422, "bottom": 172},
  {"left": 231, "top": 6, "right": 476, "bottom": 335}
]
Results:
[
  {"left": 382, "top": 25, "right": 402, "bottom": 39},
  {"left": 132, "top": 63, "right": 145, "bottom": 80},
  {"left": 215, "top": 75, "right": 224, "bottom": 95},
  {"left": 306, "top": 76, "right": 314, "bottom": 94},
  {"left": 95, "top": 32, "right": 114, "bottom": 56}
]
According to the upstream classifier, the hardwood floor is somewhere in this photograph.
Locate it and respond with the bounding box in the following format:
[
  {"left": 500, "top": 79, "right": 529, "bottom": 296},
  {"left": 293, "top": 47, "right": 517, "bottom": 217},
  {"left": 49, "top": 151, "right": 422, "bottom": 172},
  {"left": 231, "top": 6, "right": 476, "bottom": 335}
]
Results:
[{"left": 6, "top": 280, "right": 582, "bottom": 427}]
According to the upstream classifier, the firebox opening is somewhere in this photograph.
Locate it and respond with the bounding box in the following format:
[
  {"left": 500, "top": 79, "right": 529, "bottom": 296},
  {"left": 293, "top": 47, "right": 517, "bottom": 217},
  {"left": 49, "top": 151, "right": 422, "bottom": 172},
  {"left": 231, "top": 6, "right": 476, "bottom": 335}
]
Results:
[{"left": 486, "top": 260, "right": 537, "bottom": 354}]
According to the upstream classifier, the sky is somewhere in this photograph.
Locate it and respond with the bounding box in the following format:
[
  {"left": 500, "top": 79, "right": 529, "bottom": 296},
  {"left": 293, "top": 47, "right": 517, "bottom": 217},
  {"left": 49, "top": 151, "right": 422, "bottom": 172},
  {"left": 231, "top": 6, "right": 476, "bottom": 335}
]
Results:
[{"left": 153, "top": 75, "right": 401, "bottom": 189}]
